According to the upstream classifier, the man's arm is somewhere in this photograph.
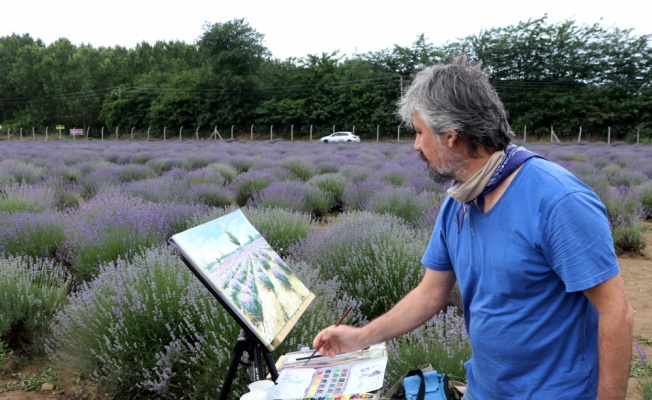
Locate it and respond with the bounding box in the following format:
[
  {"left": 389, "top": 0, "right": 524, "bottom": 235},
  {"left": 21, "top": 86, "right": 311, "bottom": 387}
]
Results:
[
  {"left": 583, "top": 273, "right": 634, "bottom": 400},
  {"left": 313, "top": 268, "right": 457, "bottom": 357}
]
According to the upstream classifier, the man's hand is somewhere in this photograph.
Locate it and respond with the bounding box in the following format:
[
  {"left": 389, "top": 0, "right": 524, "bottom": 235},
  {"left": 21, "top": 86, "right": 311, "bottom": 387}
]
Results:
[{"left": 312, "top": 325, "right": 367, "bottom": 357}]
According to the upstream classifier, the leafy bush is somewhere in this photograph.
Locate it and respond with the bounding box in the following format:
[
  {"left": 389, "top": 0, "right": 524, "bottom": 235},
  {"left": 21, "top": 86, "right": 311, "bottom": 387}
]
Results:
[
  {"left": 48, "top": 246, "right": 239, "bottom": 399},
  {"left": 0, "top": 255, "right": 71, "bottom": 355}
]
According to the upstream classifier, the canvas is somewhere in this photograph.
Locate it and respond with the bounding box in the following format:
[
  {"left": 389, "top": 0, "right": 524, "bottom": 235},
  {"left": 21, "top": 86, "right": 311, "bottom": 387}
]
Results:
[{"left": 169, "top": 209, "right": 314, "bottom": 352}]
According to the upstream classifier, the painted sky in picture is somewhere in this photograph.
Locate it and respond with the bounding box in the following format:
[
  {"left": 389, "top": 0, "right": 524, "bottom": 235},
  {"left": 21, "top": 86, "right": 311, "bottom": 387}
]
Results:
[{"left": 3, "top": 0, "right": 651, "bottom": 60}]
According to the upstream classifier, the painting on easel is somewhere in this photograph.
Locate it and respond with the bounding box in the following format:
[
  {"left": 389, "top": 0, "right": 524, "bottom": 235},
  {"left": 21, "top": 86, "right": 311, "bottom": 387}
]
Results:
[{"left": 169, "top": 209, "right": 314, "bottom": 352}]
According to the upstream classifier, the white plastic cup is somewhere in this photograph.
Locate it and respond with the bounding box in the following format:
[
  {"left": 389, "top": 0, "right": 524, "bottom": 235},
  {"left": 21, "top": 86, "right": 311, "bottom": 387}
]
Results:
[
  {"left": 248, "top": 380, "right": 275, "bottom": 400},
  {"left": 240, "top": 390, "right": 267, "bottom": 400}
]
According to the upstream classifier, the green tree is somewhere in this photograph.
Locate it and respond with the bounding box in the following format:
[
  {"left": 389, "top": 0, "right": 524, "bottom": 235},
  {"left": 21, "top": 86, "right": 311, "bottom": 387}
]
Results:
[{"left": 199, "top": 19, "right": 269, "bottom": 128}]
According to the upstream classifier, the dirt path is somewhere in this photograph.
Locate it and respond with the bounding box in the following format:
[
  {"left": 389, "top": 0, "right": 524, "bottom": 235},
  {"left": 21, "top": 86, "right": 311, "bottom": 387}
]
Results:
[
  {"left": 2, "top": 225, "right": 652, "bottom": 399},
  {"left": 623, "top": 222, "right": 652, "bottom": 400}
]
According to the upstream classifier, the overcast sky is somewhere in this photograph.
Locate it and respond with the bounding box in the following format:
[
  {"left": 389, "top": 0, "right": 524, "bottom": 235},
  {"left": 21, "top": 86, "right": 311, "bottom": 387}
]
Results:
[{"left": 4, "top": 0, "right": 651, "bottom": 60}]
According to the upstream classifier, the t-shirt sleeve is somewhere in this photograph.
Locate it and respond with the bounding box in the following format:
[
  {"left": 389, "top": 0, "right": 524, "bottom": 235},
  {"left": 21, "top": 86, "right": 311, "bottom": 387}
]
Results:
[
  {"left": 421, "top": 198, "right": 454, "bottom": 271},
  {"left": 541, "top": 190, "right": 620, "bottom": 292}
]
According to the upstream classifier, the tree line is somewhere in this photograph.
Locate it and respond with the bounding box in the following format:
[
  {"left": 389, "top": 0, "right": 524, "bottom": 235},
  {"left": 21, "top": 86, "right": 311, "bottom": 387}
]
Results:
[{"left": 0, "top": 15, "right": 650, "bottom": 141}]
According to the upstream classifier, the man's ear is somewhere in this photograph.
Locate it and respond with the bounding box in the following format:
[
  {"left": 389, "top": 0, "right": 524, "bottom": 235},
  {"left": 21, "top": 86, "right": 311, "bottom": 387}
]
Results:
[{"left": 445, "top": 130, "right": 460, "bottom": 149}]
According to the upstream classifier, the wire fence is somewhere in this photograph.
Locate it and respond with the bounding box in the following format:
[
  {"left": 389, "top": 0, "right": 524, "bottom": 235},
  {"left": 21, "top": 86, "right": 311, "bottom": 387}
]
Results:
[{"left": 0, "top": 124, "right": 648, "bottom": 144}]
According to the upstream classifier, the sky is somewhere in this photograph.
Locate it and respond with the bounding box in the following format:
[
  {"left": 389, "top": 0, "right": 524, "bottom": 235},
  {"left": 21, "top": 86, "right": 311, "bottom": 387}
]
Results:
[{"left": 4, "top": 0, "right": 651, "bottom": 60}]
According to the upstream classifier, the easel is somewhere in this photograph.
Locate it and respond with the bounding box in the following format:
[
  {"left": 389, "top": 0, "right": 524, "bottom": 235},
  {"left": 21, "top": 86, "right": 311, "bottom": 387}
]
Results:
[
  {"left": 174, "top": 250, "right": 280, "bottom": 400},
  {"left": 219, "top": 328, "right": 279, "bottom": 400}
]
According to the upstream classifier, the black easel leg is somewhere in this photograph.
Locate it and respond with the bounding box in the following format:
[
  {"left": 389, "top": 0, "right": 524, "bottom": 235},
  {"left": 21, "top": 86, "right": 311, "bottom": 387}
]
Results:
[
  {"left": 263, "top": 350, "right": 279, "bottom": 382},
  {"left": 219, "top": 329, "right": 280, "bottom": 400},
  {"left": 219, "top": 331, "right": 249, "bottom": 400}
]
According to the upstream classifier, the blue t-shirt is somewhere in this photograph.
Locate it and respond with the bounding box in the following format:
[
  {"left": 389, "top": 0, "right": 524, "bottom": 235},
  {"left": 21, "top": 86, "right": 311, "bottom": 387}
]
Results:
[{"left": 421, "top": 157, "right": 619, "bottom": 399}]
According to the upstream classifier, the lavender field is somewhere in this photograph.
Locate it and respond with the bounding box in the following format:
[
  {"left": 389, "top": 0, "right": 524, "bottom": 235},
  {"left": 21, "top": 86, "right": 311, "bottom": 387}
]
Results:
[{"left": 0, "top": 139, "right": 650, "bottom": 399}]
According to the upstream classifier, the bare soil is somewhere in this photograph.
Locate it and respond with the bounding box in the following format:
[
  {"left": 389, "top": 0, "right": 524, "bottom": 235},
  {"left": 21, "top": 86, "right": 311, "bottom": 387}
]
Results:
[{"left": 2, "top": 225, "right": 652, "bottom": 400}]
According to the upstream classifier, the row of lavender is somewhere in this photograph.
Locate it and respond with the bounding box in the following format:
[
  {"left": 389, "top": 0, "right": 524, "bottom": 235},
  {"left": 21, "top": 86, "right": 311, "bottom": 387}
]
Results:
[{"left": 1, "top": 140, "right": 650, "bottom": 398}]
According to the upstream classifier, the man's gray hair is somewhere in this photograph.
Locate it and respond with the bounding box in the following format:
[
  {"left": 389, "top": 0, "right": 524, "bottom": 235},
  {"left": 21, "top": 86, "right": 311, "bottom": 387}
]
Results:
[{"left": 397, "top": 55, "right": 513, "bottom": 157}]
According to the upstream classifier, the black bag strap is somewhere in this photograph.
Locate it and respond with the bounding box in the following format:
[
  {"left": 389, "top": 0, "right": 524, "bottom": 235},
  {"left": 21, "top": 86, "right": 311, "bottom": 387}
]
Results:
[
  {"left": 405, "top": 369, "right": 426, "bottom": 400},
  {"left": 405, "top": 369, "right": 452, "bottom": 400}
]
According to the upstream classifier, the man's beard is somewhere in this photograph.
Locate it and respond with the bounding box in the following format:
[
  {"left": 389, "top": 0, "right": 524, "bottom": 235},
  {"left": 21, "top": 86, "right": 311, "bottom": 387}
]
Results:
[{"left": 419, "top": 149, "right": 468, "bottom": 184}]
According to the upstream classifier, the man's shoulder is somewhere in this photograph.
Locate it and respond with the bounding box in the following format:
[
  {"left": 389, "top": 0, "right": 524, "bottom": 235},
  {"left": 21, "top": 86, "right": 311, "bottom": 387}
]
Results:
[{"left": 520, "top": 157, "right": 594, "bottom": 195}]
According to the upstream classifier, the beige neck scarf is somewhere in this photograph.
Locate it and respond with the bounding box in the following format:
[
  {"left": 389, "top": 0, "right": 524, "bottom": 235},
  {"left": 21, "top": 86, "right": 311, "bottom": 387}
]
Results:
[{"left": 446, "top": 149, "right": 505, "bottom": 203}]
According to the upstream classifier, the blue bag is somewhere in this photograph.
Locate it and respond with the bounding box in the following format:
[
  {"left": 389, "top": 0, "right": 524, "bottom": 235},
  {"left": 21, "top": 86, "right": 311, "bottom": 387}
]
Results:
[{"left": 402, "top": 368, "right": 451, "bottom": 400}]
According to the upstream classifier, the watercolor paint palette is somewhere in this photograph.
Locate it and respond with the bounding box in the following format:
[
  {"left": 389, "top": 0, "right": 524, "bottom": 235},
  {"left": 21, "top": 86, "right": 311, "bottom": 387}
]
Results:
[
  {"left": 274, "top": 355, "right": 387, "bottom": 399},
  {"left": 307, "top": 367, "right": 350, "bottom": 397}
]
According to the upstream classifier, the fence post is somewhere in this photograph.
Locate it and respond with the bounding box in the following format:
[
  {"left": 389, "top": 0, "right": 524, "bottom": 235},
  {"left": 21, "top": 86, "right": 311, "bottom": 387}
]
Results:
[
  {"left": 147, "top": 127, "right": 151, "bottom": 141},
  {"left": 116, "top": 126, "right": 119, "bottom": 140},
  {"left": 270, "top": 125, "right": 273, "bottom": 141},
  {"left": 608, "top": 126, "right": 611, "bottom": 145},
  {"left": 131, "top": 127, "right": 135, "bottom": 140},
  {"left": 377, "top": 125, "right": 380, "bottom": 142},
  {"left": 637, "top": 128, "right": 640, "bottom": 144},
  {"left": 310, "top": 125, "right": 313, "bottom": 141},
  {"left": 32, "top": 127, "right": 35, "bottom": 140},
  {"left": 101, "top": 126, "right": 104, "bottom": 141},
  {"left": 231, "top": 125, "right": 234, "bottom": 140},
  {"left": 20, "top": 128, "right": 23, "bottom": 140},
  {"left": 196, "top": 126, "right": 200, "bottom": 141},
  {"left": 251, "top": 125, "right": 254, "bottom": 141},
  {"left": 179, "top": 126, "right": 183, "bottom": 141},
  {"left": 86, "top": 127, "right": 90, "bottom": 139},
  {"left": 46, "top": 127, "right": 49, "bottom": 141},
  {"left": 332, "top": 125, "right": 335, "bottom": 133},
  {"left": 352, "top": 125, "right": 355, "bottom": 134},
  {"left": 163, "top": 126, "right": 166, "bottom": 141},
  {"left": 523, "top": 126, "right": 527, "bottom": 143},
  {"left": 291, "top": 125, "right": 294, "bottom": 141},
  {"left": 397, "top": 125, "right": 400, "bottom": 142},
  {"left": 578, "top": 127, "right": 582, "bottom": 142}
]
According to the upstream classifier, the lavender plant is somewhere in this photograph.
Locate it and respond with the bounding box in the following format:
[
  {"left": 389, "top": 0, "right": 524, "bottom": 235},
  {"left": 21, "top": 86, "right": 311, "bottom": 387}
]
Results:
[
  {"left": 229, "top": 169, "right": 277, "bottom": 206},
  {"left": 0, "top": 181, "right": 58, "bottom": 213},
  {"left": 64, "top": 191, "right": 208, "bottom": 281},
  {"left": 47, "top": 246, "right": 241, "bottom": 399},
  {"left": 365, "top": 185, "right": 441, "bottom": 228},
  {"left": 0, "top": 255, "right": 72, "bottom": 355},
  {"left": 307, "top": 172, "right": 348, "bottom": 209},
  {"left": 385, "top": 307, "right": 471, "bottom": 388},
  {"left": 187, "top": 182, "right": 234, "bottom": 208},
  {"left": 242, "top": 206, "right": 315, "bottom": 257},
  {"left": 118, "top": 169, "right": 192, "bottom": 203},
  {"left": 0, "top": 211, "right": 69, "bottom": 259},
  {"left": 211, "top": 162, "right": 239, "bottom": 183},
  {"left": 288, "top": 211, "right": 429, "bottom": 319},
  {"left": 600, "top": 186, "right": 647, "bottom": 254},
  {"left": 279, "top": 157, "right": 318, "bottom": 181},
  {"left": 0, "top": 160, "right": 46, "bottom": 184}
]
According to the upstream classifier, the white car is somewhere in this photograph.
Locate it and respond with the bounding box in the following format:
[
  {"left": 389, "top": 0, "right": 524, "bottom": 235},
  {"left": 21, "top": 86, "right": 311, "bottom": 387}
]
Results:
[{"left": 319, "top": 131, "right": 360, "bottom": 143}]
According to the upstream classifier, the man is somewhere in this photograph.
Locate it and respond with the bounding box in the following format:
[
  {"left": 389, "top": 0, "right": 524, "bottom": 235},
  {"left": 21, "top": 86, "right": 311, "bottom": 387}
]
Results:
[{"left": 312, "top": 56, "right": 634, "bottom": 399}]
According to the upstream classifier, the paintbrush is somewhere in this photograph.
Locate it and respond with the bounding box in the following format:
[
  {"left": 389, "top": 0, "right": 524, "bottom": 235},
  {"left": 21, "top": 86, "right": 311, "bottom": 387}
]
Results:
[{"left": 302, "top": 305, "right": 353, "bottom": 366}]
